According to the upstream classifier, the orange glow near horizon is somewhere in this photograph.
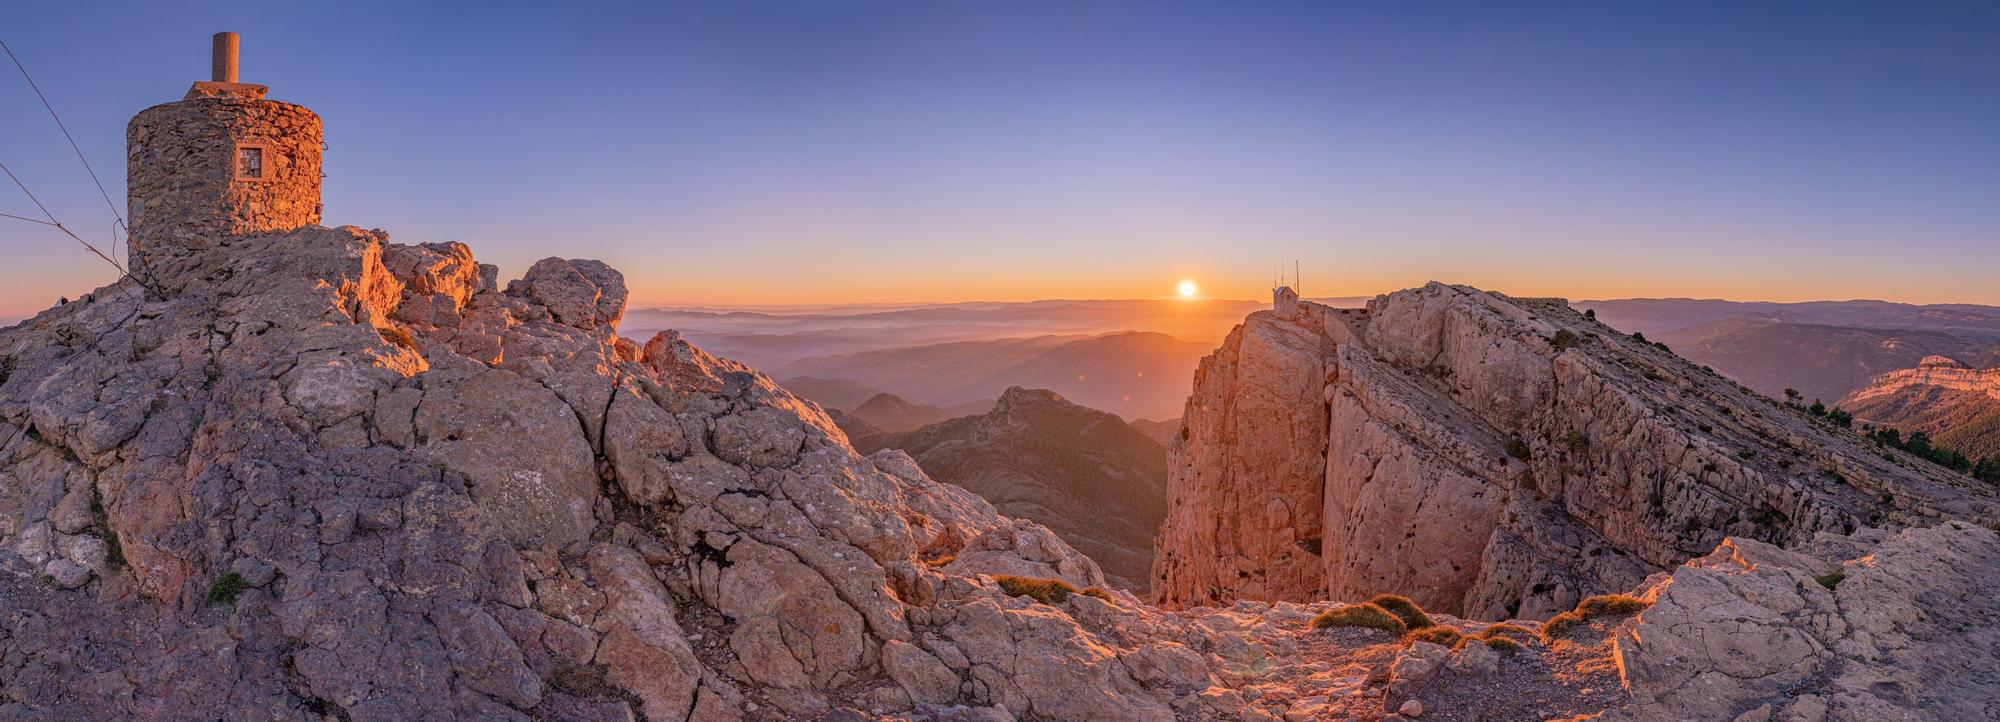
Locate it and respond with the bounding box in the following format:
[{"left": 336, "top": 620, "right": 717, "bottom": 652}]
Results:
[{"left": 600, "top": 255, "right": 1997, "bottom": 310}]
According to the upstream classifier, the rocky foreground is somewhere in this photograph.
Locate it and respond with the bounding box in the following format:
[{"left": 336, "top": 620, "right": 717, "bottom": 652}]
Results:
[{"left": 2, "top": 231, "right": 1997, "bottom": 721}]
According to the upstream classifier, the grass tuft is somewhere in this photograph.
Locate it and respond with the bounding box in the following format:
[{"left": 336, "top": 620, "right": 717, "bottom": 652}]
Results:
[
  {"left": 1541, "top": 594, "right": 1652, "bottom": 640},
  {"left": 1574, "top": 594, "right": 1650, "bottom": 616},
  {"left": 1476, "top": 623, "right": 1541, "bottom": 646},
  {"left": 1404, "top": 626, "right": 1464, "bottom": 647},
  {"left": 1540, "top": 611, "right": 1589, "bottom": 639},
  {"left": 1816, "top": 571, "right": 1846, "bottom": 591},
  {"left": 1079, "top": 586, "right": 1114, "bottom": 602},
  {"left": 1480, "top": 637, "right": 1525, "bottom": 653},
  {"left": 206, "top": 571, "right": 250, "bottom": 605},
  {"left": 994, "top": 575, "right": 1077, "bottom": 604},
  {"left": 1367, "top": 594, "right": 1435, "bottom": 630},
  {"left": 1309, "top": 603, "right": 1408, "bottom": 635}
]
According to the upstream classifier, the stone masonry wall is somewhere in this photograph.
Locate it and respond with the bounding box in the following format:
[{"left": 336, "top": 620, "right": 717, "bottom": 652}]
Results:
[{"left": 126, "top": 96, "right": 322, "bottom": 270}]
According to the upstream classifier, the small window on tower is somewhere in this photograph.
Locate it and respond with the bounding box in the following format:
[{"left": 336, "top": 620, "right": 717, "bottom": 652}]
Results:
[{"left": 235, "top": 143, "right": 268, "bottom": 181}]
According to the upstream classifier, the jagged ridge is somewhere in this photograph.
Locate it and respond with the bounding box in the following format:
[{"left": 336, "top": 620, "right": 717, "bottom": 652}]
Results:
[
  {"left": 1154, "top": 283, "right": 2000, "bottom": 619},
  {"left": 4, "top": 242, "right": 1996, "bottom": 722}
]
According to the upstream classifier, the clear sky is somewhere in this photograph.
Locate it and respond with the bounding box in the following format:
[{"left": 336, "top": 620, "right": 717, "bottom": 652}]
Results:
[{"left": 2, "top": 1, "right": 1997, "bottom": 320}]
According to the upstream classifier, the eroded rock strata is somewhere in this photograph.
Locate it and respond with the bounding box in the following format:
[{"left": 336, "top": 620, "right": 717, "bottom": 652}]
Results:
[
  {"left": 1154, "top": 284, "right": 2000, "bottom": 619},
  {"left": 1841, "top": 355, "right": 2000, "bottom": 460},
  {"left": 4, "top": 238, "right": 1997, "bottom": 721}
]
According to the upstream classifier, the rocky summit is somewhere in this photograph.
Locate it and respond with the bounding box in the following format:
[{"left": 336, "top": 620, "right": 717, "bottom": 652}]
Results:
[
  {"left": 1153, "top": 284, "right": 2000, "bottom": 620},
  {"left": 3, "top": 236, "right": 1998, "bottom": 722}
]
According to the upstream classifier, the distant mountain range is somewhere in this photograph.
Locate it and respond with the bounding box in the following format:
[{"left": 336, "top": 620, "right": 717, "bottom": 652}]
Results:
[
  {"left": 781, "top": 331, "right": 1212, "bottom": 420},
  {"left": 661, "top": 295, "right": 2000, "bottom": 454},
  {"left": 841, "top": 392, "right": 993, "bottom": 434},
  {"left": 623, "top": 296, "right": 1368, "bottom": 371},
  {"left": 1578, "top": 298, "right": 2000, "bottom": 341},
  {"left": 1579, "top": 298, "right": 2000, "bottom": 405},
  {"left": 853, "top": 387, "right": 1170, "bottom": 591},
  {"left": 1841, "top": 357, "right": 2000, "bottom": 462},
  {"left": 776, "top": 376, "right": 883, "bottom": 411},
  {"left": 1652, "top": 318, "right": 1990, "bottom": 406}
]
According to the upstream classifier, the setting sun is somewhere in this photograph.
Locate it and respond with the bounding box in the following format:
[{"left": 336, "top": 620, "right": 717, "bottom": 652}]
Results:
[{"left": 1177, "top": 279, "right": 1199, "bottom": 298}]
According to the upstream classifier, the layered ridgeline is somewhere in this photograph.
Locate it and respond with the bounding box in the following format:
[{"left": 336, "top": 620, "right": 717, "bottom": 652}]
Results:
[
  {"left": 1154, "top": 283, "right": 2000, "bottom": 620},
  {"left": 855, "top": 387, "right": 1169, "bottom": 591},
  {"left": 1842, "top": 355, "right": 2000, "bottom": 462},
  {"left": 1652, "top": 318, "right": 1990, "bottom": 406},
  {"left": 4, "top": 241, "right": 1999, "bottom": 721}
]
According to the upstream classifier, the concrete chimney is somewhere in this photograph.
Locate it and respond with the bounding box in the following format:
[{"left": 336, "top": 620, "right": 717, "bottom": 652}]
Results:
[{"left": 212, "top": 32, "right": 239, "bottom": 83}]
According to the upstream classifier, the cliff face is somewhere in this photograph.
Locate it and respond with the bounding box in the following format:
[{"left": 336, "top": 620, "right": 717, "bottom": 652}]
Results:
[
  {"left": 1154, "top": 283, "right": 2000, "bottom": 619},
  {"left": 1841, "top": 355, "right": 2000, "bottom": 460},
  {"left": 856, "top": 387, "right": 1169, "bottom": 591}
]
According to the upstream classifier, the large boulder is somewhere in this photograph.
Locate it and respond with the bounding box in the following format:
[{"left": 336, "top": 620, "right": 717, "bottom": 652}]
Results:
[
  {"left": 1614, "top": 523, "right": 2000, "bottom": 722},
  {"left": 506, "top": 257, "right": 627, "bottom": 330}
]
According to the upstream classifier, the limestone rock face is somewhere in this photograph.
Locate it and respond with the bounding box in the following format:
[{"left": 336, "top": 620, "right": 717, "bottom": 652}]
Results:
[
  {"left": 1613, "top": 523, "right": 2000, "bottom": 722},
  {"left": 1155, "top": 283, "right": 2000, "bottom": 619},
  {"left": 1153, "top": 308, "right": 1334, "bottom": 607},
  {"left": 506, "top": 257, "right": 628, "bottom": 331},
  {"left": 1840, "top": 357, "right": 2000, "bottom": 460},
  {"left": 0, "top": 226, "right": 1105, "bottom": 721},
  {"left": 6, "top": 231, "right": 1996, "bottom": 721}
]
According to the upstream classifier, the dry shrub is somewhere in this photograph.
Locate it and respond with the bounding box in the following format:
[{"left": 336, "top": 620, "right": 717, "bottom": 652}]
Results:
[
  {"left": 1541, "top": 594, "right": 1652, "bottom": 640},
  {"left": 1574, "top": 594, "right": 1650, "bottom": 617},
  {"left": 1476, "top": 623, "right": 1541, "bottom": 646},
  {"left": 1405, "top": 626, "right": 1464, "bottom": 647},
  {"left": 994, "top": 575, "right": 1077, "bottom": 604},
  {"left": 1367, "top": 594, "right": 1435, "bottom": 630},
  {"left": 1310, "top": 603, "right": 1408, "bottom": 635},
  {"left": 377, "top": 325, "right": 416, "bottom": 349}
]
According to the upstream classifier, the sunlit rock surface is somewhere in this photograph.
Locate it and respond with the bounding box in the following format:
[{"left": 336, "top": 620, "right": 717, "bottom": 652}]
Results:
[
  {"left": 1154, "top": 283, "right": 2000, "bottom": 619},
  {"left": 3, "top": 237, "right": 1996, "bottom": 721},
  {"left": 1841, "top": 354, "right": 2000, "bottom": 460}
]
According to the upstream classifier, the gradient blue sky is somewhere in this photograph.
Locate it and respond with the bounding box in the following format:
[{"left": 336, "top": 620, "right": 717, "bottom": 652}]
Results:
[{"left": 3, "top": 1, "right": 1997, "bottom": 319}]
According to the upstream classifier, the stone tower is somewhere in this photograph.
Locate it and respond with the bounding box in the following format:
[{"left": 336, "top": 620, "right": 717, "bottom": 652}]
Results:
[{"left": 127, "top": 32, "right": 322, "bottom": 269}]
